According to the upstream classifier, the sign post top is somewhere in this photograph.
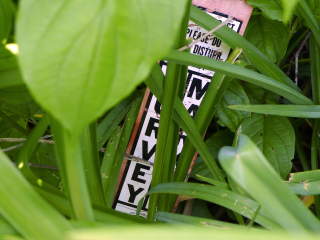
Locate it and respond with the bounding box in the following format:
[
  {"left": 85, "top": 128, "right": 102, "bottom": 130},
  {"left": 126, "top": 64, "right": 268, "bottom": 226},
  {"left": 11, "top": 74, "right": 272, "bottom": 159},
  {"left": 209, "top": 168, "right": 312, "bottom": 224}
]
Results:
[{"left": 192, "top": 0, "right": 252, "bottom": 36}]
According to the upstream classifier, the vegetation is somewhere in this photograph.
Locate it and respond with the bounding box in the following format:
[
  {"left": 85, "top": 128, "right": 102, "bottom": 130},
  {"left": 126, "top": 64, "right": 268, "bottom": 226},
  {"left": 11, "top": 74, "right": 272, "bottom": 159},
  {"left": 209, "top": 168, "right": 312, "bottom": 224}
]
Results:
[{"left": 1, "top": 0, "right": 320, "bottom": 239}]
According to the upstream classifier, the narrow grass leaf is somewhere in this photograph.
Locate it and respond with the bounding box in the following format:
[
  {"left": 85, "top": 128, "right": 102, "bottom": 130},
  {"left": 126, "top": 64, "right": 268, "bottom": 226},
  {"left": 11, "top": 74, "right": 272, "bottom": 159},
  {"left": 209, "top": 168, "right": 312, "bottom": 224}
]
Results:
[
  {"left": 0, "top": 149, "right": 71, "bottom": 240},
  {"left": 230, "top": 105, "right": 320, "bottom": 118},
  {"left": 165, "top": 50, "right": 312, "bottom": 105},
  {"left": 145, "top": 182, "right": 280, "bottom": 230},
  {"left": 218, "top": 134, "right": 320, "bottom": 233}
]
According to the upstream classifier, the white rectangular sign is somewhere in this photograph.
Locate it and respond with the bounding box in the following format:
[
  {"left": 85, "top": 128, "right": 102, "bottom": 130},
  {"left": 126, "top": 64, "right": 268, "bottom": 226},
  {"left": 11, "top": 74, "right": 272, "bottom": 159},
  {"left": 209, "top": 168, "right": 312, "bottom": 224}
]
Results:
[{"left": 113, "top": 8, "right": 244, "bottom": 217}]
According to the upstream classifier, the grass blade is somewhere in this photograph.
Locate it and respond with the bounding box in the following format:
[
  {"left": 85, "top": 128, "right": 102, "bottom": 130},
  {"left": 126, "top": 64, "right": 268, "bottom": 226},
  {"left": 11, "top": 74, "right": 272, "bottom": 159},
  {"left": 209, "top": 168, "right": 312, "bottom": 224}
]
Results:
[
  {"left": 145, "top": 68, "right": 226, "bottom": 182},
  {"left": 229, "top": 105, "right": 320, "bottom": 118},
  {"left": 145, "top": 182, "right": 280, "bottom": 230},
  {"left": 101, "top": 95, "right": 142, "bottom": 208},
  {"left": 0, "top": 149, "right": 71, "bottom": 240},
  {"left": 165, "top": 50, "right": 312, "bottom": 105},
  {"left": 297, "top": 1, "right": 320, "bottom": 46},
  {"left": 218, "top": 134, "right": 320, "bottom": 233}
]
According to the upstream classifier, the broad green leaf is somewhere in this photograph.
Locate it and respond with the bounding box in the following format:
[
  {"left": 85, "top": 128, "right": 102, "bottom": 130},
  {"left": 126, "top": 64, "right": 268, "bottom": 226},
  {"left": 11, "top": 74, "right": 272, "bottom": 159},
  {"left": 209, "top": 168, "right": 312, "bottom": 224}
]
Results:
[
  {"left": 17, "top": 0, "right": 187, "bottom": 135},
  {"left": 218, "top": 134, "right": 320, "bottom": 233},
  {"left": 190, "top": 129, "right": 233, "bottom": 180},
  {"left": 216, "top": 80, "right": 250, "bottom": 132},
  {"left": 247, "top": 0, "right": 284, "bottom": 21},
  {"left": 0, "top": 149, "right": 71, "bottom": 240},
  {"left": 0, "top": 0, "right": 14, "bottom": 44},
  {"left": 238, "top": 114, "right": 294, "bottom": 178},
  {"left": 242, "top": 82, "right": 280, "bottom": 104},
  {"left": 0, "top": 101, "right": 42, "bottom": 119},
  {"left": 144, "top": 182, "right": 280, "bottom": 230},
  {"left": 230, "top": 105, "right": 320, "bottom": 118},
  {"left": 244, "top": 15, "right": 289, "bottom": 63}
]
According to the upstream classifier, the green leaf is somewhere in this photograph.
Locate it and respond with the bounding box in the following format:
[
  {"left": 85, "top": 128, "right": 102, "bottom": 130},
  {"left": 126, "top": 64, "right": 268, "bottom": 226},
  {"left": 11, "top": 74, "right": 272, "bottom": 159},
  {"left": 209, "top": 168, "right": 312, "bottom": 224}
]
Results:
[
  {"left": 230, "top": 104, "right": 320, "bottom": 118},
  {"left": 0, "top": 101, "right": 42, "bottom": 119},
  {"left": 0, "top": 47, "right": 27, "bottom": 103},
  {"left": 237, "top": 114, "right": 294, "bottom": 178},
  {"left": 0, "top": 0, "right": 14, "bottom": 44},
  {"left": 218, "top": 134, "right": 320, "bottom": 233},
  {"left": 155, "top": 212, "right": 264, "bottom": 232},
  {"left": 29, "top": 143, "right": 61, "bottom": 188},
  {"left": 165, "top": 50, "right": 312, "bottom": 106},
  {"left": 280, "top": 0, "right": 300, "bottom": 22},
  {"left": 290, "top": 170, "right": 320, "bottom": 182},
  {"left": 242, "top": 82, "right": 280, "bottom": 104},
  {"left": 145, "top": 182, "right": 280, "bottom": 230},
  {"left": 216, "top": 80, "right": 250, "bottom": 132},
  {"left": 307, "top": 0, "right": 320, "bottom": 23},
  {"left": 0, "top": 115, "right": 25, "bottom": 159},
  {"left": 287, "top": 181, "right": 320, "bottom": 196},
  {"left": 247, "top": 0, "right": 284, "bottom": 21},
  {"left": 17, "top": 0, "right": 187, "bottom": 135},
  {"left": 190, "top": 130, "right": 233, "bottom": 180},
  {"left": 244, "top": 15, "right": 289, "bottom": 63},
  {"left": 0, "top": 149, "right": 71, "bottom": 240},
  {"left": 67, "top": 225, "right": 320, "bottom": 240}
]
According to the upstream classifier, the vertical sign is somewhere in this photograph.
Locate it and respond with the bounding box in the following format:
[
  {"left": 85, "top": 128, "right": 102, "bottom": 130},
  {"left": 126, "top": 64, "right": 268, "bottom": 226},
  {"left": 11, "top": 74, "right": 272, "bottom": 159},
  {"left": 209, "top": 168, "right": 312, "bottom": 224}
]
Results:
[{"left": 113, "top": 0, "right": 252, "bottom": 217}]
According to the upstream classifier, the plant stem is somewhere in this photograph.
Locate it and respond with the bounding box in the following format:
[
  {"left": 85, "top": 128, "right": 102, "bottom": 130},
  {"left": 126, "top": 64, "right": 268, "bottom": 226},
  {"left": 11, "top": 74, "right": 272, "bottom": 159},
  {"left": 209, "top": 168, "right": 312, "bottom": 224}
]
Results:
[
  {"left": 50, "top": 118, "right": 94, "bottom": 221},
  {"left": 80, "top": 122, "right": 107, "bottom": 207}
]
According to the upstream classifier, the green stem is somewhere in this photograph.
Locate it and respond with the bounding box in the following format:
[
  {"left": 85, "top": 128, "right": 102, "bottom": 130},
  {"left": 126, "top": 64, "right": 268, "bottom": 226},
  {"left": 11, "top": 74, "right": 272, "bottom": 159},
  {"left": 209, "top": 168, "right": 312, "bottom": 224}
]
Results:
[
  {"left": 80, "top": 122, "right": 107, "bottom": 207},
  {"left": 51, "top": 118, "right": 94, "bottom": 221},
  {"left": 293, "top": 124, "right": 310, "bottom": 171},
  {"left": 147, "top": 60, "right": 179, "bottom": 220}
]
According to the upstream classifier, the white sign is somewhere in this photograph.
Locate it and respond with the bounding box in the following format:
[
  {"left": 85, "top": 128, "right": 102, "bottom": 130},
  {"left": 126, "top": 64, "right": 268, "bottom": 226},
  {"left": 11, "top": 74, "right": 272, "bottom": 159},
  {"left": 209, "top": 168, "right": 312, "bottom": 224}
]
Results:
[{"left": 113, "top": 10, "right": 243, "bottom": 216}]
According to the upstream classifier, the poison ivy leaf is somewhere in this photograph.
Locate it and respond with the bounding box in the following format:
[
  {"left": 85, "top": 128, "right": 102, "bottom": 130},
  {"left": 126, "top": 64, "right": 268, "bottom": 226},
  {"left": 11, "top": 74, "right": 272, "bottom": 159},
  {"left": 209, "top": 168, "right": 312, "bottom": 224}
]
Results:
[
  {"left": 0, "top": 0, "right": 14, "bottom": 44},
  {"left": 244, "top": 15, "right": 289, "bottom": 63},
  {"left": 237, "top": 114, "right": 294, "bottom": 178},
  {"left": 247, "top": 0, "right": 284, "bottom": 21},
  {"left": 17, "top": 0, "right": 187, "bottom": 135},
  {"left": 190, "top": 130, "right": 233, "bottom": 180},
  {"left": 216, "top": 80, "right": 250, "bottom": 132}
]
